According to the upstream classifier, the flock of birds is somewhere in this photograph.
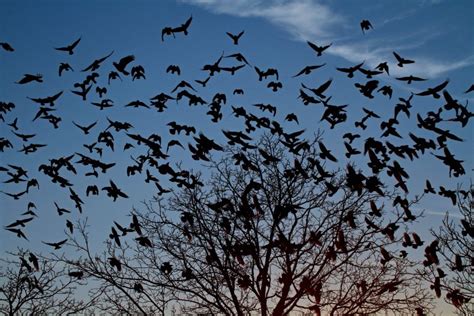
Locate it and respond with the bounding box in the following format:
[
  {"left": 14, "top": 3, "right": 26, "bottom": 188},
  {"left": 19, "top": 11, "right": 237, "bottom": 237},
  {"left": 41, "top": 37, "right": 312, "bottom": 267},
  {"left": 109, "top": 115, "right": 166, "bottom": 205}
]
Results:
[{"left": 1, "top": 16, "right": 473, "bottom": 306}]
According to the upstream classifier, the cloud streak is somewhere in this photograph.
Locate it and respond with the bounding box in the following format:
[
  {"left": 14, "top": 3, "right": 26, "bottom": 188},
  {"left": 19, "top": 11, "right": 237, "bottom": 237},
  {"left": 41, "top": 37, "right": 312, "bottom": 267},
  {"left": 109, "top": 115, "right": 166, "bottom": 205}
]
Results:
[
  {"left": 181, "top": 0, "right": 474, "bottom": 77},
  {"left": 181, "top": 0, "right": 344, "bottom": 39}
]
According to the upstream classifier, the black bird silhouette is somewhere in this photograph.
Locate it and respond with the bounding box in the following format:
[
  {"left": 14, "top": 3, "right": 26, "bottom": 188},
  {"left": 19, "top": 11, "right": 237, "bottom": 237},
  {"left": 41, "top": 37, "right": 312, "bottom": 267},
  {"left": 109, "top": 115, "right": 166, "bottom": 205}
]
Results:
[
  {"left": 28, "top": 253, "right": 39, "bottom": 271},
  {"left": 91, "top": 99, "right": 114, "bottom": 110},
  {"left": 86, "top": 185, "right": 99, "bottom": 196},
  {"left": 68, "top": 271, "right": 84, "bottom": 279},
  {"left": 393, "top": 51, "right": 415, "bottom": 67},
  {"left": 337, "top": 62, "right": 364, "bottom": 78},
  {"left": 318, "top": 142, "right": 338, "bottom": 162},
  {"left": 26, "top": 179, "right": 39, "bottom": 192},
  {"left": 55, "top": 37, "right": 81, "bottom": 55},
  {"left": 355, "top": 80, "right": 378, "bottom": 98},
  {"left": 380, "top": 247, "right": 393, "bottom": 265},
  {"left": 377, "top": 85, "right": 393, "bottom": 99},
  {"left": 172, "top": 16, "right": 192, "bottom": 36},
  {"left": 0, "top": 42, "right": 14, "bottom": 52},
  {"left": 28, "top": 91, "right": 63, "bottom": 106},
  {"left": 394, "top": 93, "right": 414, "bottom": 119},
  {"left": 344, "top": 142, "right": 361, "bottom": 158},
  {"left": 59, "top": 63, "right": 73, "bottom": 76},
  {"left": 108, "top": 257, "right": 122, "bottom": 271},
  {"left": 16, "top": 74, "right": 43, "bottom": 84},
  {"left": 460, "top": 219, "right": 474, "bottom": 237},
  {"left": 5, "top": 217, "right": 34, "bottom": 228},
  {"left": 253, "top": 103, "right": 276, "bottom": 116},
  {"left": 343, "top": 132, "right": 360, "bottom": 144},
  {"left": 171, "top": 80, "right": 196, "bottom": 93},
  {"left": 369, "top": 200, "right": 383, "bottom": 217},
  {"left": 375, "top": 62, "right": 390, "bottom": 75},
  {"left": 221, "top": 64, "right": 246, "bottom": 76},
  {"left": 130, "top": 214, "right": 142, "bottom": 235},
  {"left": 360, "top": 20, "right": 373, "bottom": 34},
  {"left": 1, "top": 190, "right": 27, "bottom": 200},
  {"left": 54, "top": 202, "right": 71, "bottom": 216},
  {"left": 102, "top": 180, "right": 128, "bottom": 201},
  {"left": 412, "top": 233, "right": 424, "bottom": 248},
  {"left": 134, "top": 282, "right": 144, "bottom": 293},
  {"left": 301, "top": 79, "right": 332, "bottom": 99},
  {"left": 113, "top": 55, "right": 135, "bottom": 76},
  {"left": 31, "top": 107, "right": 54, "bottom": 122},
  {"left": 81, "top": 51, "right": 114, "bottom": 72},
  {"left": 43, "top": 239, "right": 67, "bottom": 250},
  {"left": 359, "top": 68, "right": 383, "bottom": 78},
  {"left": 161, "top": 26, "right": 175, "bottom": 41},
  {"left": 136, "top": 236, "right": 152, "bottom": 247},
  {"left": 285, "top": 113, "right": 299, "bottom": 124},
  {"left": 416, "top": 80, "right": 449, "bottom": 99},
  {"left": 195, "top": 77, "right": 210, "bottom": 87},
  {"left": 6, "top": 228, "right": 28, "bottom": 240},
  {"left": 109, "top": 227, "right": 121, "bottom": 247},
  {"left": 162, "top": 16, "right": 192, "bottom": 41},
  {"left": 307, "top": 41, "right": 332, "bottom": 56},
  {"left": 452, "top": 254, "right": 464, "bottom": 272},
  {"left": 267, "top": 81, "right": 282, "bottom": 92},
  {"left": 166, "top": 65, "right": 181, "bottom": 75},
  {"left": 226, "top": 30, "right": 244, "bottom": 45},
  {"left": 396, "top": 75, "right": 426, "bottom": 85},
  {"left": 225, "top": 52, "right": 251, "bottom": 65},
  {"left": 20, "top": 257, "right": 33, "bottom": 272},
  {"left": 12, "top": 131, "right": 36, "bottom": 142},
  {"left": 113, "top": 221, "right": 132, "bottom": 236},
  {"left": 438, "top": 186, "right": 457, "bottom": 205},
  {"left": 96, "top": 86, "right": 107, "bottom": 98},
  {"left": 201, "top": 52, "right": 224, "bottom": 76},
  {"left": 131, "top": 65, "right": 146, "bottom": 80},
  {"left": 107, "top": 71, "right": 122, "bottom": 85},
  {"left": 293, "top": 64, "right": 325, "bottom": 77},
  {"left": 8, "top": 117, "right": 18, "bottom": 130},
  {"left": 66, "top": 220, "right": 73, "bottom": 234},
  {"left": 125, "top": 100, "right": 149, "bottom": 109},
  {"left": 71, "top": 84, "right": 92, "bottom": 101}
]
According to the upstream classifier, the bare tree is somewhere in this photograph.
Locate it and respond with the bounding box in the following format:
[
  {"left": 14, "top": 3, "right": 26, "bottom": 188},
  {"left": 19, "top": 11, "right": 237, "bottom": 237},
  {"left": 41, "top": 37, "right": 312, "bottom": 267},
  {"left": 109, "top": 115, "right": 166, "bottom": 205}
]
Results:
[
  {"left": 52, "top": 219, "right": 174, "bottom": 316},
  {"left": 423, "top": 187, "right": 473, "bottom": 315},
  {"left": 62, "top": 133, "right": 432, "bottom": 315},
  {"left": 0, "top": 249, "right": 94, "bottom": 315}
]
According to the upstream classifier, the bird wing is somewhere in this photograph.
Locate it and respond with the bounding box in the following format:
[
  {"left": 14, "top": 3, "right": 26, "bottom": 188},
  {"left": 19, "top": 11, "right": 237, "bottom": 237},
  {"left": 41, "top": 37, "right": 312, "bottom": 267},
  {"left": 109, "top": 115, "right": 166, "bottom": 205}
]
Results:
[
  {"left": 70, "top": 37, "right": 81, "bottom": 49},
  {"left": 183, "top": 16, "right": 192, "bottom": 28},
  {"left": 433, "top": 80, "right": 450, "bottom": 92},
  {"left": 306, "top": 41, "right": 319, "bottom": 52},
  {"left": 54, "top": 46, "right": 69, "bottom": 52},
  {"left": 97, "top": 50, "right": 114, "bottom": 63},
  {"left": 50, "top": 91, "right": 64, "bottom": 101},
  {"left": 393, "top": 51, "right": 402, "bottom": 62},
  {"left": 119, "top": 55, "right": 135, "bottom": 67},
  {"left": 317, "top": 79, "right": 333, "bottom": 93}
]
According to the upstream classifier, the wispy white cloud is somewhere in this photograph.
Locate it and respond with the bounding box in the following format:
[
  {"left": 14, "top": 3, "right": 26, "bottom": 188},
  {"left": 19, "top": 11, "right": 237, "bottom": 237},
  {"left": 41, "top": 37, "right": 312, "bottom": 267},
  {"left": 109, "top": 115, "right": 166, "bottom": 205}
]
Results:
[
  {"left": 424, "top": 210, "right": 462, "bottom": 219},
  {"left": 180, "top": 0, "right": 344, "bottom": 38},
  {"left": 380, "top": 8, "right": 418, "bottom": 26},
  {"left": 181, "top": 0, "right": 474, "bottom": 78}
]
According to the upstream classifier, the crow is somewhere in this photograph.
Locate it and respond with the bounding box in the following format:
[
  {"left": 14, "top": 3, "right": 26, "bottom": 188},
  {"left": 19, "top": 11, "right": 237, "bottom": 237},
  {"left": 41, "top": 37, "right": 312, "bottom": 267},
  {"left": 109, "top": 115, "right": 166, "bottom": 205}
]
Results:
[
  {"left": 55, "top": 37, "right": 81, "bottom": 55},
  {"left": 226, "top": 30, "right": 244, "bottom": 45},
  {"left": 113, "top": 55, "right": 135, "bottom": 76},
  {"left": 360, "top": 20, "right": 373, "bottom": 34},
  {"left": 393, "top": 51, "right": 415, "bottom": 67}
]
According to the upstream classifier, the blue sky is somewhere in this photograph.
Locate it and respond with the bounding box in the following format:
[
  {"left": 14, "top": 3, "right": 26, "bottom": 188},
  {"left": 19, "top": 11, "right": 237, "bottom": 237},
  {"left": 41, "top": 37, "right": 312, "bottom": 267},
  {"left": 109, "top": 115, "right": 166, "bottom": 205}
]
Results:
[{"left": 0, "top": 0, "right": 473, "bottom": 312}]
